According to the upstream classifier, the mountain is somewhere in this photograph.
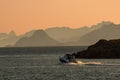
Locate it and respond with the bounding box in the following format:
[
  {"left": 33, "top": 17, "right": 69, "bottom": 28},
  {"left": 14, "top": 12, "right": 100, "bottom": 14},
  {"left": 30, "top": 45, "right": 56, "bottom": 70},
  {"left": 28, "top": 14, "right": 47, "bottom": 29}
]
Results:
[
  {"left": 1, "top": 21, "right": 120, "bottom": 47},
  {"left": 77, "top": 21, "right": 120, "bottom": 46},
  {"left": 45, "top": 27, "right": 92, "bottom": 42},
  {"left": 14, "top": 30, "right": 60, "bottom": 47},
  {"left": 0, "top": 31, "right": 19, "bottom": 47},
  {"left": 75, "top": 39, "right": 120, "bottom": 58},
  {"left": 9, "top": 31, "right": 16, "bottom": 38},
  {"left": 45, "top": 23, "right": 103, "bottom": 43}
]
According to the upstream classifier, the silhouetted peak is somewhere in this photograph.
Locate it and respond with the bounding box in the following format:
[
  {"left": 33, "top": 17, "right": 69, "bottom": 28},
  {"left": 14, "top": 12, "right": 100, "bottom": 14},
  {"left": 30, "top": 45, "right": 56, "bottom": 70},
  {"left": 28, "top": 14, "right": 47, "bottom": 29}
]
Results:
[
  {"left": 98, "top": 21, "right": 115, "bottom": 27},
  {"left": 91, "top": 21, "right": 115, "bottom": 31},
  {"left": 33, "top": 30, "right": 45, "bottom": 34},
  {"left": 14, "top": 29, "right": 59, "bottom": 47},
  {"left": 32, "top": 30, "right": 47, "bottom": 37},
  {"left": 9, "top": 31, "right": 16, "bottom": 37},
  {"left": 101, "top": 21, "right": 113, "bottom": 24}
]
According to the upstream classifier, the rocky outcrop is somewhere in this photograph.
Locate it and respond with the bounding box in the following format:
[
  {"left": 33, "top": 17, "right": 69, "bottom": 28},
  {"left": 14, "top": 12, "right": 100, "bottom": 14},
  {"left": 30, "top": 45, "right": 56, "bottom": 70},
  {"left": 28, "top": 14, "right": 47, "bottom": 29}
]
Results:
[{"left": 75, "top": 39, "right": 120, "bottom": 58}]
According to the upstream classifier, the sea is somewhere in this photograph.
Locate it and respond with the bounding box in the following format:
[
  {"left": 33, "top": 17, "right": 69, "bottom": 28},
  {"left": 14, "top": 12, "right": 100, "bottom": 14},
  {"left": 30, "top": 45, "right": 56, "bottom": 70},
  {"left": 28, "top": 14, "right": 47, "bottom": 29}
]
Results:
[{"left": 0, "top": 46, "right": 120, "bottom": 80}]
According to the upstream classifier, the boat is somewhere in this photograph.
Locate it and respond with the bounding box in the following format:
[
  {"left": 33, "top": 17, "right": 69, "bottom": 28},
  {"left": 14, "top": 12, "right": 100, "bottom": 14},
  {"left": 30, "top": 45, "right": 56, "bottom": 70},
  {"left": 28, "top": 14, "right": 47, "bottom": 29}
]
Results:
[{"left": 59, "top": 53, "right": 77, "bottom": 63}]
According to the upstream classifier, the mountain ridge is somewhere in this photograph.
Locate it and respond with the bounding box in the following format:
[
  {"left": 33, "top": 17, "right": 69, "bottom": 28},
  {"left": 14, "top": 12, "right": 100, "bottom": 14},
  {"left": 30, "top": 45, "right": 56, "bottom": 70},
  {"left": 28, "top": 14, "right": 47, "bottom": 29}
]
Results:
[
  {"left": 0, "top": 21, "right": 120, "bottom": 47},
  {"left": 77, "top": 21, "right": 120, "bottom": 46},
  {"left": 14, "top": 30, "right": 60, "bottom": 47}
]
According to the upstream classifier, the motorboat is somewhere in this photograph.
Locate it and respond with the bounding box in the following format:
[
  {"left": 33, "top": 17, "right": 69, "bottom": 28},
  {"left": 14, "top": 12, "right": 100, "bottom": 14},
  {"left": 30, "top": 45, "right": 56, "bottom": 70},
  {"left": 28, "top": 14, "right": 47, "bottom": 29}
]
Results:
[{"left": 59, "top": 53, "right": 77, "bottom": 63}]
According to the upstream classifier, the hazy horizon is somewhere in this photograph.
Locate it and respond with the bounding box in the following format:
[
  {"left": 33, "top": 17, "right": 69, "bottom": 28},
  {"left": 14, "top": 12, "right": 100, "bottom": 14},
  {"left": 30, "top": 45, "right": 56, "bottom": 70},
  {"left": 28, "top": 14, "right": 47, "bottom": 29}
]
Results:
[
  {"left": 0, "top": 21, "right": 119, "bottom": 36},
  {"left": 1, "top": 0, "right": 120, "bottom": 34}
]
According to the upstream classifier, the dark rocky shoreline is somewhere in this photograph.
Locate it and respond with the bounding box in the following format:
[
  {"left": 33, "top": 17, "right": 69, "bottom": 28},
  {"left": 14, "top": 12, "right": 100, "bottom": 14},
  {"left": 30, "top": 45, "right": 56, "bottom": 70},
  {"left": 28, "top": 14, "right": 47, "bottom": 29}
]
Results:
[{"left": 75, "top": 39, "right": 120, "bottom": 58}]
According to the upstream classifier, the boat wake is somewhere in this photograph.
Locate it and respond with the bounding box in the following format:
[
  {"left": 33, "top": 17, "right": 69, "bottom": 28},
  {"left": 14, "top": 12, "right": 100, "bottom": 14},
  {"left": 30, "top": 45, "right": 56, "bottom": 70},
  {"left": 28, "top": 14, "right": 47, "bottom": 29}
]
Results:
[
  {"left": 67, "top": 60, "right": 120, "bottom": 66},
  {"left": 59, "top": 54, "right": 120, "bottom": 66},
  {"left": 67, "top": 60, "right": 102, "bottom": 65},
  {"left": 59, "top": 54, "right": 102, "bottom": 66}
]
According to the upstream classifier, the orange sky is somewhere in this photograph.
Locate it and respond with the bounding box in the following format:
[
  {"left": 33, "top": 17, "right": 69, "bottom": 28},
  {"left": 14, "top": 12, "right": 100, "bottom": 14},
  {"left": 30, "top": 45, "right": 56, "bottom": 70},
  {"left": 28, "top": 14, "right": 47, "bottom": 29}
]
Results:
[{"left": 0, "top": 0, "right": 120, "bottom": 35}]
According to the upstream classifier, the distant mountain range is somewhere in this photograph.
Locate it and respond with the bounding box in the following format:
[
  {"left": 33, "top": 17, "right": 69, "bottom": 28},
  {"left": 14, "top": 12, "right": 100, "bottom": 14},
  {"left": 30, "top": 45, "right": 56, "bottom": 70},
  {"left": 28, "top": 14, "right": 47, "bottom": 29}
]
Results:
[
  {"left": 14, "top": 30, "right": 60, "bottom": 47},
  {"left": 45, "top": 21, "right": 112, "bottom": 43},
  {"left": 77, "top": 21, "right": 120, "bottom": 45},
  {"left": 45, "top": 27, "right": 88, "bottom": 42},
  {"left": 0, "top": 21, "right": 120, "bottom": 47},
  {"left": 45, "top": 26, "right": 98, "bottom": 42}
]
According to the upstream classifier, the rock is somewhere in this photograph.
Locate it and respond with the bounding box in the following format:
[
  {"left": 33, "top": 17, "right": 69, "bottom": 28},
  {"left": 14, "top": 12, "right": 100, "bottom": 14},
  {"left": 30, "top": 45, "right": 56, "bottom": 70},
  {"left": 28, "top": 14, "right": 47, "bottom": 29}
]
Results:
[{"left": 75, "top": 39, "right": 120, "bottom": 58}]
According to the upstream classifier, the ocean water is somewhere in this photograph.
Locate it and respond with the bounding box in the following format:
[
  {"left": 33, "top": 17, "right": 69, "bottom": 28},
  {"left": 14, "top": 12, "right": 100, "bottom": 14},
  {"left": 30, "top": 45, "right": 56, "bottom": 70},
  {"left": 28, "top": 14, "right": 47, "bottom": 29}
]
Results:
[{"left": 0, "top": 46, "right": 120, "bottom": 80}]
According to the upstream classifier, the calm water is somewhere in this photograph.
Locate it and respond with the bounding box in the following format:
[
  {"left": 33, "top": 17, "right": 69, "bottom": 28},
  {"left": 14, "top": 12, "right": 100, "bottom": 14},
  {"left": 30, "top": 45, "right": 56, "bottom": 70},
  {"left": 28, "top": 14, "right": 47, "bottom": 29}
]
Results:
[{"left": 0, "top": 46, "right": 120, "bottom": 80}]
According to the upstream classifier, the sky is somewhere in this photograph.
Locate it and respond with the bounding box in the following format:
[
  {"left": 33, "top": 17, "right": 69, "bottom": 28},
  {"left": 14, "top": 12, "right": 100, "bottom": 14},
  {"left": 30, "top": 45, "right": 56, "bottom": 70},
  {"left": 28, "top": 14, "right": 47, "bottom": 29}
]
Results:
[{"left": 0, "top": 0, "right": 120, "bottom": 35}]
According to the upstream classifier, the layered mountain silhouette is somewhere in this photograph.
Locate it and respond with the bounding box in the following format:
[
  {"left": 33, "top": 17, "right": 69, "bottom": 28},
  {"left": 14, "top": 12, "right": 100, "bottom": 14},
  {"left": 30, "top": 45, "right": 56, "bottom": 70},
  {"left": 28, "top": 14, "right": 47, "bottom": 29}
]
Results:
[
  {"left": 1, "top": 21, "right": 120, "bottom": 47},
  {"left": 14, "top": 30, "right": 60, "bottom": 47},
  {"left": 77, "top": 21, "right": 120, "bottom": 46}
]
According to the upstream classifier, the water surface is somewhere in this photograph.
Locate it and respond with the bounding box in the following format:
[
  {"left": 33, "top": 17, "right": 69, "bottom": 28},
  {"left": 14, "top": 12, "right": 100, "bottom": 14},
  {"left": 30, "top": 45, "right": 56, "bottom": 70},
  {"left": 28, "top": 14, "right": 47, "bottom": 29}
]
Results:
[{"left": 0, "top": 46, "right": 119, "bottom": 80}]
